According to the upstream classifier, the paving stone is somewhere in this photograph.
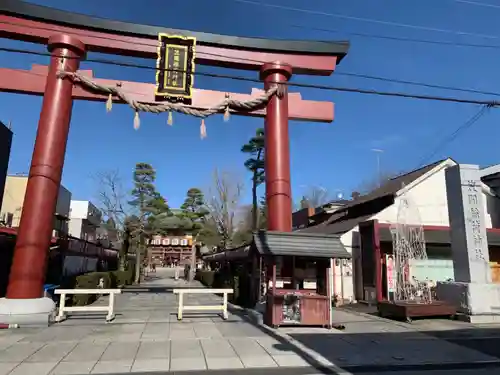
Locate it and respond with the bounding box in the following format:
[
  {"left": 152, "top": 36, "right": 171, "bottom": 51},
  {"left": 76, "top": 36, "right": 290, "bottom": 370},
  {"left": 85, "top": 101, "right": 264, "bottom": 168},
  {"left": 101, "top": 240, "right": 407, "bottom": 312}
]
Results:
[
  {"left": 63, "top": 342, "right": 109, "bottom": 362},
  {"left": 26, "top": 342, "right": 77, "bottom": 362},
  {"left": 169, "top": 357, "right": 206, "bottom": 371},
  {"left": 141, "top": 323, "right": 169, "bottom": 340},
  {"left": 170, "top": 339, "right": 203, "bottom": 358},
  {"left": 193, "top": 323, "right": 223, "bottom": 338},
  {"left": 257, "top": 337, "right": 297, "bottom": 356},
  {"left": 131, "top": 359, "right": 170, "bottom": 372},
  {"left": 135, "top": 341, "right": 170, "bottom": 359},
  {"left": 229, "top": 338, "right": 269, "bottom": 357},
  {"left": 9, "top": 362, "right": 57, "bottom": 375},
  {"left": 0, "top": 342, "right": 45, "bottom": 362},
  {"left": 272, "top": 354, "right": 315, "bottom": 367},
  {"left": 91, "top": 360, "right": 133, "bottom": 374},
  {"left": 239, "top": 355, "right": 278, "bottom": 368},
  {"left": 0, "top": 363, "right": 19, "bottom": 375},
  {"left": 205, "top": 357, "right": 243, "bottom": 370},
  {"left": 49, "top": 361, "right": 96, "bottom": 374},
  {"left": 100, "top": 341, "right": 139, "bottom": 361},
  {"left": 170, "top": 327, "right": 196, "bottom": 339},
  {"left": 201, "top": 339, "right": 237, "bottom": 357}
]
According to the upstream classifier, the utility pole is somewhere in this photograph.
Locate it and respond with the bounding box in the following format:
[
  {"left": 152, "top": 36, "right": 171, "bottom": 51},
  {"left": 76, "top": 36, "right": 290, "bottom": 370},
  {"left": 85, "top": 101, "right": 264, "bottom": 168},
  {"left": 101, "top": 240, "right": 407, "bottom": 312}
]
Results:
[{"left": 371, "top": 148, "right": 384, "bottom": 187}]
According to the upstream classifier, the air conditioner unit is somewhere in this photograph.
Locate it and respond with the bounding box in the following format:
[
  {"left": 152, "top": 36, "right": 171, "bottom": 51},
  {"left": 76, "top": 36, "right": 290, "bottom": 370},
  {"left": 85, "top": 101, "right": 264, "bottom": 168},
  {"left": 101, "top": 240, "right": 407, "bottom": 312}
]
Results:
[{"left": 172, "top": 238, "right": 179, "bottom": 246}]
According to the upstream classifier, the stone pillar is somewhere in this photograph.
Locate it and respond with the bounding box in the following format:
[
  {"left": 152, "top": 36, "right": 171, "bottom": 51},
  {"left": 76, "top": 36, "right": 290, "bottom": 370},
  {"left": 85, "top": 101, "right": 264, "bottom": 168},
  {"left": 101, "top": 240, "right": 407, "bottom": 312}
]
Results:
[
  {"left": 446, "top": 164, "right": 491, "bottom": 283},
  {"left": 437, "top": 164, "right": 500, "bottom": 321},
  {"left": 0, "top": 35, "right": 85, "bottom": 326},
  {"left": 260, "top": 62, "right": 293, "bottom": 232}
]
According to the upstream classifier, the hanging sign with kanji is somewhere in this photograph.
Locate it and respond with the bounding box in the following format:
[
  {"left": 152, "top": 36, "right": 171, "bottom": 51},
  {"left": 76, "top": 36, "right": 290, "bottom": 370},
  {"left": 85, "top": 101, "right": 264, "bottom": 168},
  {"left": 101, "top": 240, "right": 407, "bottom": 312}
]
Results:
[{"left": 156, "top": 34, "right": 196, "bottom": 102}]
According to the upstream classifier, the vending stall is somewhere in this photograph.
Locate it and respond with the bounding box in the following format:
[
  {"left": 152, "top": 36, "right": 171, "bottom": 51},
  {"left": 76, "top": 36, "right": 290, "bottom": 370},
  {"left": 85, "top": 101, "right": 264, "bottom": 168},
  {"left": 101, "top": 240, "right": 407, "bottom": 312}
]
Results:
[{"left": 254, "top": 231, "right": 351, "bottom": 328}]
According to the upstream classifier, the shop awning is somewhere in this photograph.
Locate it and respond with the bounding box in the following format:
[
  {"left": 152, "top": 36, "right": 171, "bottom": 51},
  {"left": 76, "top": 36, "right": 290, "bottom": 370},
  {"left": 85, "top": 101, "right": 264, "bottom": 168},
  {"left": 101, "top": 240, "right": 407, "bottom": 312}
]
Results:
[{"left": 253, "top": 231, "right": 351, "bottom": 259}]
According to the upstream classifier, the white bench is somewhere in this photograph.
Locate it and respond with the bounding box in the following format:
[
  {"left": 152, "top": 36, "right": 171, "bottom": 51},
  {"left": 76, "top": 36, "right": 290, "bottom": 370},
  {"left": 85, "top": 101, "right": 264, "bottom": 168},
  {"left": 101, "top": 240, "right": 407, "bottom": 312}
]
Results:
[
  {"left": 54, "top": 289, "right": 122, "bottom": 323},
  {"left": 173, "top": 288, "right": 233, "bottom": 320}
]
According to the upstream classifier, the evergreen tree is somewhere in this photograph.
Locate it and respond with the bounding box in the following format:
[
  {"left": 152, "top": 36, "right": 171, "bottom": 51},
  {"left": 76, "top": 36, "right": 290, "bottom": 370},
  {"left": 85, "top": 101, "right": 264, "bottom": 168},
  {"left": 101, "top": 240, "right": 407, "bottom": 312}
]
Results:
[
  {"left": 241, "top": 128, "right": 265, "bottom": 231},
  {"left": 179, "top": 188, "right": 209, "bottom": 233},
  {"left": 129, "top": 163, "right": 159, "bottom": 283}
]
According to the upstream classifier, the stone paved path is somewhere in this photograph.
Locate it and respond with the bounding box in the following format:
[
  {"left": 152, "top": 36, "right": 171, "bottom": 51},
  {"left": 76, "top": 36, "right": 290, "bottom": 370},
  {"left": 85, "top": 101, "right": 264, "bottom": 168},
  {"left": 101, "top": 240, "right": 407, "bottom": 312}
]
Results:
[{"left": 0, "top": 268, "right": 499, "bottom": 374}]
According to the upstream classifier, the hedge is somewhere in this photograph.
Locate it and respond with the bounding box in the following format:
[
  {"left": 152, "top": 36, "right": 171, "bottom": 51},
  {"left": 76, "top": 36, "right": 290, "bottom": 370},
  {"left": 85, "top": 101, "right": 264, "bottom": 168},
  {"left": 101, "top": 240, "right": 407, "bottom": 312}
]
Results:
[
  {"left": 195, "top": 270, "right": 249, "bottom": 305},
  {"left": 195, "top": 270, "right": 215, "bottom": 287},
  {"left": 72, "top": 268, "right": 134, "bottom": 306}
]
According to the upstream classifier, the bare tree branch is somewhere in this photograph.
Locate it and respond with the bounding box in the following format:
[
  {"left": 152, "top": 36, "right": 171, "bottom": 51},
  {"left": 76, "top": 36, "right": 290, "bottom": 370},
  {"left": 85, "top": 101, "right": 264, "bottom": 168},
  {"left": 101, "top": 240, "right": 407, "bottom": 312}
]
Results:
[
  {"left": 205, "top": 169, "right": 245, "bottom": 249},
  {"left": 302, "top": 185, "right": 332, "bottom": 208},
  {"left": 93, "top": 169, "right": 130, "bottom": 241},
  {"left": 357, "top": 170, "right": 400, "bottom": 194}
]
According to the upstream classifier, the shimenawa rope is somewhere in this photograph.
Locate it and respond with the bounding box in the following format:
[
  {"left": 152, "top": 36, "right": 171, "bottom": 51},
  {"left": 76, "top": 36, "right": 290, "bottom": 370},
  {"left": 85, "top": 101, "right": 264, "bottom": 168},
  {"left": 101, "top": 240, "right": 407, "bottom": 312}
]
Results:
[{"left": 57, "top": 70, "right": 284, "bottom": 139}]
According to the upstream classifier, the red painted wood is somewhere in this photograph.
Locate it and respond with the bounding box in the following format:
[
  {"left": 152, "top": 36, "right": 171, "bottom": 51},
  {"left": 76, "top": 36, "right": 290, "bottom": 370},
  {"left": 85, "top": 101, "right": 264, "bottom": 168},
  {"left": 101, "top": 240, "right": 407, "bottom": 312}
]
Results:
[
  {"left": 262, "top": 63, "right": 293, "bottom": 232},
  {"left": 0, "top": 15, "right": 339, "bottom": 75},
  {"left": 373, "top": 220, "right": 383, "bottom": 303},
  {"left": 0, "top": 65, "right": 334, "bottom": 122},
  {"left": 6, "top": 35, "right": 85, "bottom": 299}
]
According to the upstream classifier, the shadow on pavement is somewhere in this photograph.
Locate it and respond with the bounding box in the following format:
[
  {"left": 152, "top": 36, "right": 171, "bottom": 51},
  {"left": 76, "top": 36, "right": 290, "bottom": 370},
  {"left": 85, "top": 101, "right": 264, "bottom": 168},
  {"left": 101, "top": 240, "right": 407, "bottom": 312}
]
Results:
[{"left": 228, "top": 305, "right": 500, "bottom": 374}]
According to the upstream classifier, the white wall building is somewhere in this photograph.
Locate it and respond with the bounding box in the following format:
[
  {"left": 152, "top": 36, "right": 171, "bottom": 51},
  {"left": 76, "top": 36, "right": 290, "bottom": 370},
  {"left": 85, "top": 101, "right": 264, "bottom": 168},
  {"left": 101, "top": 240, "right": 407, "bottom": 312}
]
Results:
[
  {"left": 68, "top": 200, "right": 102, "bottom": 242},
  {"left": 298, "top": 158, "right": 500, "bottom": 304}
]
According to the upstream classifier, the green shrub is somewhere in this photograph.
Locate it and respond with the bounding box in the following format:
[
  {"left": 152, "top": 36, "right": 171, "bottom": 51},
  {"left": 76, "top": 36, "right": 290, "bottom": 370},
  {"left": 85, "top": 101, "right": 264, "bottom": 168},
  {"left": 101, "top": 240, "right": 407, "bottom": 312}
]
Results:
[
  {"left": 72, "top": 271, "right": 116, "bottom": 306},
  {"left": 111, "top": 269, "right": 134, "bottom": 287},
  {"left": 196, "top": 271, "right": 215, "bottom": 287}
]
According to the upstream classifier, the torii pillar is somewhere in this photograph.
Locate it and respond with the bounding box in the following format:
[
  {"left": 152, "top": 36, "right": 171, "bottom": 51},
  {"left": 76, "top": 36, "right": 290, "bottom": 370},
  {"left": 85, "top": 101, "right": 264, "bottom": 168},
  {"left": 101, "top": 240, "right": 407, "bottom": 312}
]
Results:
[
  {"left": 0, "top": 34, "right": 85, "bottom": 326},
  {"left": 261, "top": 62, "right": 293, "bottom": 233}
]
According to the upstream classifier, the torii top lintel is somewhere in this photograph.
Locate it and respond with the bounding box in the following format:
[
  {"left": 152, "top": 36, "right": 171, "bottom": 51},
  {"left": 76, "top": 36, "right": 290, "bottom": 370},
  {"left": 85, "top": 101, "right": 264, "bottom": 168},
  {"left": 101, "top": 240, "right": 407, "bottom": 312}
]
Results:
[{"left": 0, "top": 0, "right": 349, "bottom": 75}]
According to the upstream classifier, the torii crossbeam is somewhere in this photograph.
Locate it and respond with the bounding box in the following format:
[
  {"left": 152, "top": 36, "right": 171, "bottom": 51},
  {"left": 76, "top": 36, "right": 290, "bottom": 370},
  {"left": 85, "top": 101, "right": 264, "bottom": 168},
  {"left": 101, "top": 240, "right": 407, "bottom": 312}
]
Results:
[{"left": 0, "top": 0, "right": 348, "bottom": 321}]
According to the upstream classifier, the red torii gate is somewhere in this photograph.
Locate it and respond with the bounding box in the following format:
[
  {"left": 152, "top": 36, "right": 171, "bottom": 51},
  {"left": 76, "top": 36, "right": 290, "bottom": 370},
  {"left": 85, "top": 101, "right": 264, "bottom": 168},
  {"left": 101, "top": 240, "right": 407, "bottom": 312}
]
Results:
[{"left": 0, "top": 1, "right": 348, "bottom": 304}]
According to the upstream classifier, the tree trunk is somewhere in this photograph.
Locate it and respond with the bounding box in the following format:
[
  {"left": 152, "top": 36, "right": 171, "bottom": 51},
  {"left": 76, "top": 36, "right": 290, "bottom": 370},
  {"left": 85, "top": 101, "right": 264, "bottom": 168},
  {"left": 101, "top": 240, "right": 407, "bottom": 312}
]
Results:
[
  {"left": 119, "top": 229, "right": 130, "bottom": 271},
  {"left": 134, "top": 236, "right": 144, "bottom": 284},
  {"left": 251, "top": 171, "right": 258, "bottom": 231},
  {"left": 251, "top": 149, "right": 262, "bottom": 231}
]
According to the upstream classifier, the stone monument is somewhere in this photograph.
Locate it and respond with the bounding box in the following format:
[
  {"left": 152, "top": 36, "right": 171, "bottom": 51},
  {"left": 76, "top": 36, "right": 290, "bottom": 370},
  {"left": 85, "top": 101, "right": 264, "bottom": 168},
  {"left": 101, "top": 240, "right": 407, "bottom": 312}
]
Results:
[{"left": 437, "top": 164, "right": 500, "bottom": 322}]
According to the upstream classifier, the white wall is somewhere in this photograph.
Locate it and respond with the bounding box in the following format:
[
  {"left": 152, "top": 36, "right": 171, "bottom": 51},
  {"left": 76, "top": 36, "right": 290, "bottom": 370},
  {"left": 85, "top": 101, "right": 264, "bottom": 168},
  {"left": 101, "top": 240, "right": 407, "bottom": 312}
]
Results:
[
  {"left": 68, "top": 218, "right": 83, "bottom": 239},
  {"left": 338, "top": 162, "right": 500, "bottom": 303},
  {"left": 375, "top": 164, "right": 494, "bottom": 227},
  {"left": 69, "top": 200, "right": 101, "bottom": 241}
]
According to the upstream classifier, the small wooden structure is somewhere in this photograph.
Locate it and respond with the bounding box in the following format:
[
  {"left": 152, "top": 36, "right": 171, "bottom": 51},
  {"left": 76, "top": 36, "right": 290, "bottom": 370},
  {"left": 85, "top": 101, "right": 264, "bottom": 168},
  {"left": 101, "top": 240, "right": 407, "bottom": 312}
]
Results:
[
  {"left": 378, "top": 300, "right": 456, "bottom": 323},
  {"left": 204, "top": 231, "right": 351, "bottom": 328}
]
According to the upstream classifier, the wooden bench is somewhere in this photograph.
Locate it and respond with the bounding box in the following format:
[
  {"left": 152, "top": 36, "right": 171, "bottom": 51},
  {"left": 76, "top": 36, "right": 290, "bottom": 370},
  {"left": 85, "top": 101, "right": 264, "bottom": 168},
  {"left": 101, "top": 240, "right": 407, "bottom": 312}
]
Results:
[
  {"left": 173, "top": 288, "right": 233, "bottom": 320},
  {"left": 54, "top": 289, "right": 122, "bottom": 323}
]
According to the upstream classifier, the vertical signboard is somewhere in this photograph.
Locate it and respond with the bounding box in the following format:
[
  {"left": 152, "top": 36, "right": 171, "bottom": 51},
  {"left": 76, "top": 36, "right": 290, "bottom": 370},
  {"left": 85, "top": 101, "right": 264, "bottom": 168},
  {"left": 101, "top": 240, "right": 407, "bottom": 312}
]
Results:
[
  {"left": 386, "top": 254, "right": 396, "bottom": 300},
  {"left": 156, "top": 34, "right": 196, "bottom": 102}
]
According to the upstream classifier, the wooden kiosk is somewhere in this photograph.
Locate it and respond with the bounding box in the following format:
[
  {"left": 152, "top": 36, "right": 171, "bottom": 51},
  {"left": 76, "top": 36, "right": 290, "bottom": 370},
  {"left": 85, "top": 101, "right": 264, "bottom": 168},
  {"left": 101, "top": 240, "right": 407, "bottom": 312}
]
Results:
[
  {"left": 206, "top": 231, "right": 351, "bottom": 328},
  {"left": 259, "top": 232, "right": 351, "bottom": 328}
]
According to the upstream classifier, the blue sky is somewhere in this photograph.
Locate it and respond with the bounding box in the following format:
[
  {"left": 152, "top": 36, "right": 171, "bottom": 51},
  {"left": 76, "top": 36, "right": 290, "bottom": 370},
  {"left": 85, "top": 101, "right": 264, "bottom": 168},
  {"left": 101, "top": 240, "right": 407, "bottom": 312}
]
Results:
[{"left": 2, "top": 0, "right": 500, "bottom": 208}]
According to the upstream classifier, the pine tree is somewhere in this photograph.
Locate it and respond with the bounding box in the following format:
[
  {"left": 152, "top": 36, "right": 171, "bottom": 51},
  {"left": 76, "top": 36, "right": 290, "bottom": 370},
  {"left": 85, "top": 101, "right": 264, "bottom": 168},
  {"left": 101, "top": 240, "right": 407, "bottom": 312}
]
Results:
[
  {"left": 179, "top": 188, "right": 209, "bottom": 233},
  {"left": 241, "top": 128, "right": 265, "bottom": 231},
  {"left": 129, "top": 163, "right": 159, "bottom": 283}
]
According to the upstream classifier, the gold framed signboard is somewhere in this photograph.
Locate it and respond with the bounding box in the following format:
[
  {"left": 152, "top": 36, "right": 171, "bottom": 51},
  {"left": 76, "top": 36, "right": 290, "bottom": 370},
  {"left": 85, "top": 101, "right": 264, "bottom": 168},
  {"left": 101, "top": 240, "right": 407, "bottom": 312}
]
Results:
[{"left": 156, "top": 33, "right": 196, "bottom": 103}]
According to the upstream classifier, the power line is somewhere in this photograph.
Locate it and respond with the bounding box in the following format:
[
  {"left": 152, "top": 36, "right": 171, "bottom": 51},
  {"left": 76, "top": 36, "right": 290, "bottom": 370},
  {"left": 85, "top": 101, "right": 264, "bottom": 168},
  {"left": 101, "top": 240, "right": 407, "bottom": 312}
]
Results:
[
  {"left": 451, "top": 0, "right": 500, "bottom": 10},
  {"left": 0, "top": 18, "right": 500, "bottom": 96},
  {"left": 416, "top": 105, "right": 490, "bottom": 167},
  {"left": 1, "top": 45, "right": 500, "bottom": 107},
  {"left": 293, "top": 24, "right": 500, "bottom": 51},
  {"left": 233, "top": 0, "right": 500, "bottom": 40},
  {"left": 334, "top": 71, "right": 500, "bottom": 97},
  {"left": 198, "top": 49, "right": 500, "bottom": 97}
]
